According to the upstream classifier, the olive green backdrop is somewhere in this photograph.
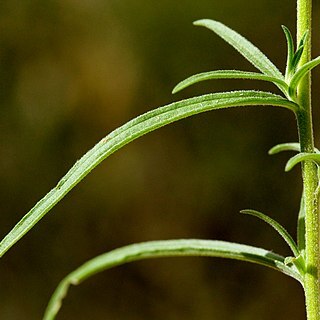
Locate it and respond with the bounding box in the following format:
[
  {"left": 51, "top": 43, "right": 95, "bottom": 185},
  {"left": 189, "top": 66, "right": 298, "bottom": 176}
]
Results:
[{"left": 1, "top": 0, "right": 320, "bottom": 319}]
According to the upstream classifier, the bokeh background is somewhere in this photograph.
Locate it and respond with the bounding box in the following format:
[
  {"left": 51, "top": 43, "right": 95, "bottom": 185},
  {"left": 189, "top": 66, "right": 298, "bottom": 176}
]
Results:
[{"left": 1, "top": 1, "right": 320, "bottom": 319}]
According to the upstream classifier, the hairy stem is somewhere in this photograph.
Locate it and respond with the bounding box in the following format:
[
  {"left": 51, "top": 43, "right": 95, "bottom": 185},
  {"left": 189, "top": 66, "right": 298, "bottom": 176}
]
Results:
[{"left": 296, "top": 1, "right": 320, "bottom": 319}]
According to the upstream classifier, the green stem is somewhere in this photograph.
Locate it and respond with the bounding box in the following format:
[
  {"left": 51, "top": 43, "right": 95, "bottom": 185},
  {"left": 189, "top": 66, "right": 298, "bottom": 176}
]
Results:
[{"left": 296, "top": 1, "right": 320, "bottom": 319}]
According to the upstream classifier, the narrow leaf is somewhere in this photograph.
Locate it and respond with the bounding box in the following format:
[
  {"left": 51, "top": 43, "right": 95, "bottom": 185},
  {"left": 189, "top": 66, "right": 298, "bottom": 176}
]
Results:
[
  {"left": 194, "top": 19, "right": 284, "bottom": 80},
  {"left": 292, "top": 30, "right": 308, "bottom": 69},
  {"left": 281, "top": 25, "right": 295, "bottom": 79},
  {"left": 43, "top": 239, "right": 302, "bottom": 320},
  {"left": 0, "top": 91, "right": 297, "bottom": 258},
  {"left": 297, "top": 192, "right": 306, "bottom": 252},
  {"left": 298, "top": 30, "right": 309, "bottom": 50},
  {"left": 172, "top": 70, "right": 288, "bottom": 94},
  {"left": 289, "top": 56, "right": 320, "bottom": 96},
  {"left": 241, "top": 209, "right": 300, "bottom": 257},
  {"left": 268, "top": 142, "right": 301, "bottom": 155},
  {"left": 285, "top": 153, "right": 320, "bottom": 171},
  {"left": 291, "top": 46, "right": 305, "bottom": 73},
  {"left": 268, "top": 143, "right": 319, "bottom": 155}
]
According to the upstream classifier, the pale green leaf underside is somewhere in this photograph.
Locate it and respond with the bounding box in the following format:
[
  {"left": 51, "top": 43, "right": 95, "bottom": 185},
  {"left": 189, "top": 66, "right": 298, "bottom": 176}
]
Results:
[
  {"left": 241, "top": 209, "right": 300, "bottom": 257},
  {"left": 194, "top": 19, "right": 284, "bottom": 80},
  {"left": 268, "top": 143, "right": 319, "bottom": 155},
  {"left": 286, "top": 152, "right": 320, "bottom": 171},
  {"left": 172, "top": 70, "right": 288, "bottom": 94},
  {"left": 0, "top": 91, "right": 297, "bottom": 258},
  {"left": 268, "top": 142, "right": 301, "bottom": 155},
  {"left": 43, "top": 239, "right": 302, "bottom": 320}
]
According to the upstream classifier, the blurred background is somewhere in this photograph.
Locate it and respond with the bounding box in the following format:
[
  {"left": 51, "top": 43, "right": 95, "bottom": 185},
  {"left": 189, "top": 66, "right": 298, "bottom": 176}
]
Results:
[{"left": 1, "top": 0, "right": 320, "bottom": 319}]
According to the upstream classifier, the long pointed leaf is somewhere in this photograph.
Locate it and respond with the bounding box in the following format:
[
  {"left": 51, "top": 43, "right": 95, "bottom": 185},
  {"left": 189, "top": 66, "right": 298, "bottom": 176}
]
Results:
[
  {"left": 241, "top": 209, "right": 300, "bottom": 257},
  {"left": 194, "top": 19, "right": 284, "bottom": 80},
  {"left": 172, "top": 70, "right": 288, "bottom": 94},
  {"left": 285, "top": 152, "right": 320, "bottom": 171},
  {"left": 282, "top": 25, "right": 295, "bottom": 79},
  {"left": 0, "top": 91, "right": 297, "bottom": 258},
  {"left": 43, "top": 239, "right": 302, "bottom": 320}
]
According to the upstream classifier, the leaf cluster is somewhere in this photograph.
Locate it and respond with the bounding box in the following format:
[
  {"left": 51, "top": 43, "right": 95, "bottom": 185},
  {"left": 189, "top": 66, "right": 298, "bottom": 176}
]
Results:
[
  {"left": 173, "top": 20, "right": 320, "bottom": 102},
  {"left": 1, "top": 18, "right": 320, "bottom": 319}
]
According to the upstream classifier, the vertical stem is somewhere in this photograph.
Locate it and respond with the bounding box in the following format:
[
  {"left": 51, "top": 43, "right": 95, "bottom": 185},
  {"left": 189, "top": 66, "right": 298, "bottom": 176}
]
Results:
[{"left": 296, "top": 1, "right": 320, "bottom": 319}]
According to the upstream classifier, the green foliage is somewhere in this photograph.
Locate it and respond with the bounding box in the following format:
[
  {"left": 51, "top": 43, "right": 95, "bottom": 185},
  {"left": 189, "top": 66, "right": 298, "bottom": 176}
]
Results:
[
  {"left": 282, "top": 25, "right": 295, "bottom": 80},
  {"left": 1, "top": 3, "right": 320, "bottom": 319},
  {"left": 289, "top": 56, "right": 320, "bottom": 97},
  {"left": 39, "top": 16, "right": 320, "bottom": 318},
  {"left": 268, "top": 142, "right": 301, "bottom": 154},
  {"left": 289, "top": 30, "right": 309, "bottom": 77},
  {"left": 0, "top": 90, "right": 296, "bottom": 258},
  {"left": 285, "top": 153, "right": 320, "bottom": 171},
  {"left": 193, "top": 19, "right": 284, "bottom": 80},
  {"left": 172, "top": 70, "right": 288, "bottom": 94},
  {"left": 240, "top": 209, "right": 300, "bottom": 257},
  {"left": 297, "top": 193, "right": 306, "bottom": 252},
  {"left": 43, "top": 239, "right": 303, "bottom": 319}
]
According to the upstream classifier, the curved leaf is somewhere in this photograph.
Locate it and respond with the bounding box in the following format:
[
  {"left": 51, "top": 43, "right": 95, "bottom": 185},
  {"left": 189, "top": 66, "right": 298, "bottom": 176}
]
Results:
[
  {"left": 241, "top": 209, "right": 300, "bottom": 257},
  {"left": 43, "top": 239, "right": 302, "bottom": 320},
  {"left": 285, "top": 152, "right": 320, "bottom": 171},
  {"left": 268, "top": 143, "right": 319, "bottom": 155},
  {"left": 289, "top": 56, "right": 320, "bottom": 96},
  {"left": 0, "top": 91, "right": 297, "bottom": 258},
  {"left": 172, "top": 70, "right": 288, "bottom": 94},
  {"left": 194, "top": 19, "right": 284, "bottom": 80},
  {"left": 268, "top": 142, "right": 301, "bottom": 155},
  {"left": 282, "top": 25, "right": 294, "bottom": 79}
]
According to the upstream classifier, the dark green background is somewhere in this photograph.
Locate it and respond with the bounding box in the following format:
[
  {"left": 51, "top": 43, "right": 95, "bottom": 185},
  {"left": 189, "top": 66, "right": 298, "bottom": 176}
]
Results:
[{"left": 1, "top": 1, "right": 320, "bottom": 319}]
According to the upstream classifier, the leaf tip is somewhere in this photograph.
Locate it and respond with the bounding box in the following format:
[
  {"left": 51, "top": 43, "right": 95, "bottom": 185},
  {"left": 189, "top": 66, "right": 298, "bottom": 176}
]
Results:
[
  {"left": 193, "top": 19, "right": 212, "bottom": 27},
  {"left": 193, "top": 20, "right": 202, "bottom": 26},
  {"left": 284, "top": 160, "right": 293, "bottom": 172},
  {"left": 240, "top": 209, "right": 252, "bottom": 215},
  {"left": 268, "top": 147, "right": 276, "bottom": 155},
  {"left": 171, "top": 84, "right": 181, "bottom": 94},
  {"left": 171, "top": 87, "right": 178, "bottom": 94}
]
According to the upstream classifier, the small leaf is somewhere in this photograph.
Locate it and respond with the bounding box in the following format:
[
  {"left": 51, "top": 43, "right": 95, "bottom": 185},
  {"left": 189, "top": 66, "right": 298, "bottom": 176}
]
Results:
[
  {"left": 194, "top": 19, "right": 284, "bottom": 80},
  {"left": 241, "top": 209, "right": 300, "bottom": 257},
  {"left": 291, "top": 46, "right": 306, "bottom": 73},
  {"left": 297, "top": 30, "right": 309, "bottom": 50},
  {"left": 290, "top": 31, "right": 309, "bottom": 73},
  {"left": 289, "top": 56, "right": 320, "bottom": 97},
  {"left": 43, "top": 239, "right": 302, "bottom": 320},
  {"left": 268, "top": 142, "right": 301, "bottom": 155},
  {"left": 172, "top": 70, "right": 288, "bottom": 94},
  {"left": 297, "top": 193, "right": 306, "bottom": 252},
  {"left": 0, "top": 91, "right": 297, "bottom": 258},
  {"left": 285, "top": 255, "right": 306, "bottom": 273},
  {"left": 285, "top": 152, "right": 320, "bottom": 171},
  {"left": 281, "top": 25, "right": 295, "bottom": 79},
  {"left": 268, "top": 143, "right": 319, "bottom": 155}
]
